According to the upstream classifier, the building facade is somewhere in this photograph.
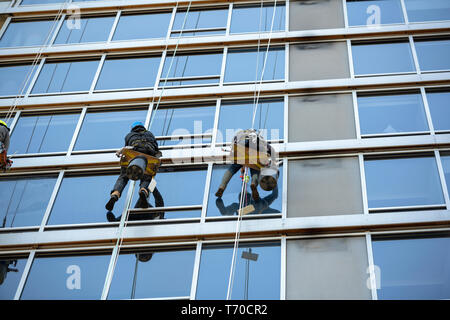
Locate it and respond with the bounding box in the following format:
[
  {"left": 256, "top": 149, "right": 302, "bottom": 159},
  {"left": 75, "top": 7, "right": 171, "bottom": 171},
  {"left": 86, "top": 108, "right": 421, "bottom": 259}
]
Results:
[{"left": 0, "top": 0, "right": 449, "bottom": 300}]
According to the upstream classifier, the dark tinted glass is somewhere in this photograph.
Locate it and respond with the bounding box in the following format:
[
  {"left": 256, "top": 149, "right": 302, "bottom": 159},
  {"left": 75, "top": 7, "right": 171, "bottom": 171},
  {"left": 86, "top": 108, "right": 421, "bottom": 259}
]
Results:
[
  {"left": 74, "top": 109, "right": 147, "bottom": 151},
  {"left": 9, "top": 113, "right": 79, "bottom": 154},
  {"left": 0, "top": 176, "right": 57, "bottom": 228},
  {"left": 357, "top": 93, "right": 429, "bottom": 135},
  {"left": 21, "top": 254, "right": 110, "bottom": 300},
  {"left": 108, "top": 248, "right": 195, "bottom": 299},
  {"left": 95, "top": 56, "right": 160, "bottom": 90},
  {"left": 217, "top": 100, "right": 284, "bottom": 143},
  {"left": 0, "top": 20, "right": 54, "bottom": 47},
  {"left": 404, "top": 0, "right": 450, "bottom": 22},
  {"left": 415, "top": 39, "right": 450, "bottom": 71},
  {"left": 196, "top": 242, "right": 280, "bottom": 300},
  {"left": 224, "top": 47, "right": 285, "bottom": 83},
  {"left": 47, "top": 174, "right": 129, "bottom": 226},
  {"left": 54, "top": 16, "right": 115, "bottom": 44},
  {"left": 364, "top": 156, "right": 445, "bottom": 208},
  {"left": 373, "top": 236, "right": 450, "bottom": 299},
  {"left": 207, "top": 164, "right": 282, "bottom": 217},
  {"left": 230, "top": 4, "right": 285, "bottom": 34},
  {"left": 352, "top": 42, "right": 416, "bottom": 75},
  {"left": 113, "top": 12, "right": 171, "bottom": 41},
  {"left": 0, "top": 258, "right": 27, "bottom": 300},
  {"left": 0, "top": 64, "right": 33, "bottom": 96},
  {"left": 426, "top": 91, "right": 450, "bottom": 131},
  {"left": 31, "top": 60, "right": 99, "bottom": 93},
  {"left": 347, "top": 0, "right": 404, "bottom": 26}
]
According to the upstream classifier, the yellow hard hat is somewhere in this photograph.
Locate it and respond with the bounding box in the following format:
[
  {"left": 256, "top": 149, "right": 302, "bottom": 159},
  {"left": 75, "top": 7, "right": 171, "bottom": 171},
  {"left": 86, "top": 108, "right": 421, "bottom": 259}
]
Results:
[{"left": 0, "top": 120, "right": 7, "bottom": 128}]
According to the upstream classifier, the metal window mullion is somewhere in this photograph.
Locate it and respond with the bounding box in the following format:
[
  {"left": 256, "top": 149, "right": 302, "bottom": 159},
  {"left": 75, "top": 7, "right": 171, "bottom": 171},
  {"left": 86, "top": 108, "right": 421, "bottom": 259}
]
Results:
[
  {"left": 89, "top": 54, "right": 106, "bottom": 94},
  {"left": 145, "top": 102, "right": 154, "bottom": 129},
  {"left": 101, "top": 180, "right": 136, "bottom": 300},
  {"left": 409, "top": 35, "right": 421, "bottom": 74},
  {"left": 283, "top": 94, "right": 288, "bottom": 142},
  {"left": 225, "top": 3, "right": 233, "bottom": 36},
  {"left": 400, "top": 0, "right": 410, "bottom": 25},
  {"left": 359, "top": 154, "right": 370, "bottom": 215},
  {"left": 365, "top": 233, "right": 378, "bottom": 300},
  {"left": 24, "top": 58, "right": 46, "bottom": 98},
  {"left": 67, "top": 107, "right": 87, "bottom": 155},
  {"left": 189, "top": 241, "right": 202, "bottom": 300},
  {"left": 0, "top": 17, "right": 11, "bottom": 40},
  {"left": 200, "top": 163, "right": 213, "bottom": 223},
  {"left": 39, "top": 170, "right": 65, "bottom": 232},
  {"left": 420, "top": 87, "right": 436, "bottom": 135},
  {"left": 48, "top": 13, "right": 66, "bottom": 46},
  {"left": 342, "top": 0, "right": 349, "bottom": 29},
  {"left": 347, "top": 39, "right": 355, "bottom": 79},
  {"left": 14, "top": 249, "right": 35, "bottom": 300},
  {"left": 154, "top": 50, "right": 168, "bottom": 91},
  {"left": 280, "top": 235, "right": 286, "bottom": 300},
  {"left": 107, "top": 10, "right": 121, "bottom": 43},
  {"left": 211, "top": 98, "right": 221, "bottom": 146},
  {"left": 352, "top": 91, "right": 362, "bottom": 139},
  {"left": 435, "top": 150, "right": 450, "bottom": 208},
  {"left": 282, "top": 157, "right": 288, "bottom": 219},
  {"left": 284, "top": 42, "right": 289, "bottom": 83},
  {"left": 8, "top": 110, "right": 21, "bottom": 134},
  {"left": 285, "top": 0, "right": 289, "bottom": 31},
  {"left": 219, "top": 47, "right": 227, "bottom": 86}
]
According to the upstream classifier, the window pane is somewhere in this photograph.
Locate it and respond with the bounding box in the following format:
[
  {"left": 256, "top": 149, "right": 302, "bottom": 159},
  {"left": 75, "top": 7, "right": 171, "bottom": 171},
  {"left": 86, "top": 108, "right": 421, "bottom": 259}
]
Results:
[
  {"left": 95, "top": 56, "right": 160, "bottom": 90},
  {"left": 54, "top": 16, "right": 115, "bottom": 44},
  {"left": 404, "top": 0, "right": 450, "bottom": 22},
  {"left": 20, "top": 0, "right": 62, "bottom": 4},
  {"left": 286, "top": 237, "right": 371, "bottom": 299},
  {"left": 108, "top": 248, "right": 195, "bottom": 299},
  {"left": 74, "top": 109, "right": 147, "bottom": 151},
  {"left": 230, "top": 4, "right": 285, "bottom": 34},
  {"left": 0, "top": 176, "right": 57, "bottom": 228},
  {"left": 0, "top": 64, "right": 33, "bottom": 97},
  {"left": 415, "top": 39, "right": 450, "bottom": 71},
  {"left": 172, "top": 9, "right": 228, "bottom": 36},
  {"left": 31, "top": 60, "right": 99, "bottom": 94},
  {"left": 225, "top": 47, "right": 285, "bottom": 83},
  {"left": 113, "top": 12, "right": 171, "bottom": 41},
  {"left": 0, "top": 257, "right": 27, "bottom": 300},
  {"left": 217, "top": 99, "right": 284, "bottom": 143},
  {"left": 346, "top": 0, "right": 404, "bottom": 27},
  {"left": 47, "top": 174, "right": 129, "bottom": 226},
  {"left": 352, "top": 42, "right": 416, "bottom": 75},
  {"left": 21, "top": 254, "right": 110, "bottom": 300},
  {"left": 207, "top": 164, "right": 282, "bottom": 217},
  {"left": 372, "top": 235, "right": 450, "bottom": 299},
  {"left": 288, "top": 157, "right": 364, "bottom": 217},
  {"left": 9, "top": 113, "right": 79, "bottom": 154},
  {"left": 358, "top": 93, "right": 429, "bottom": 135},
  {"left": 160, "top": 53, "right": 222, "bottom": 86},
  {"left": 0, "top": 20, "right": 54, "bottom": 48},
  {"left": 441, "top": 155, "right": 450, "bottom": 196},
  {"left": 364, "top": 156, "right": 445, "bottom": 208},
  {"left": 150, "top": 105, "right": 215, "bottom": 146},
  {"left": 196, "top": 242, "right": 280, "bottom": 300},
  {"left": 427, "top": 91, "right": 450, "bottom": 131}
]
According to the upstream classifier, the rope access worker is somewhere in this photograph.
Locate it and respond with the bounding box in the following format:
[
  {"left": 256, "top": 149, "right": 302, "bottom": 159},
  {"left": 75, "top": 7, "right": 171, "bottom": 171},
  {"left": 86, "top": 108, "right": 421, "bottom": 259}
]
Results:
[
  {"left": 0, "top": 120, "right": 12, "bottom": 171},
  {"left": 105, "top": 121, "right": 161, "bottom": 212}
]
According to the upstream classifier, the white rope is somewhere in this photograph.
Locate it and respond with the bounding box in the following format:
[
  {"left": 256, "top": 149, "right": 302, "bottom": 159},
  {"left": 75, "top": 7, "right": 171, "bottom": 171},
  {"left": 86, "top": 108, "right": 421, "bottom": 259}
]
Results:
[
  {"left": 226, "top": 0, "right": 279, "bottom": 300},
  {"left": 5, "top": 0, "right": 69, "bottom": 125}
]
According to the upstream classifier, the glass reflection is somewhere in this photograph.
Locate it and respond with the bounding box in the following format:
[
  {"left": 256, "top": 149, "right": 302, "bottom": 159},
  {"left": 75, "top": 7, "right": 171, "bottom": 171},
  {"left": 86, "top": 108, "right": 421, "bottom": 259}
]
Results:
[
  {"left": 404, "top": 0, "right": 450, "bottom": 22},
  {"left": 54, "top": 16, "right": 115, "bottom": 44},
  {"left": 415, "top": 39, "right": 450, "bottom": 72},
  {"left": 171, "top": 9, "right": 228, "bottom": 37},
  {"left": 0, "top": 20, "right": 54, "bottom": 48},
  {"left": 113, "top": 12, "right": 171, "bottom": 41},
  {"left": 108, "top": 248, "right": 195, "bottom": 299},
  {"left": 0, "top": 258, "right": 26, "bottom": 300},
  {"left": 0, "top": 65, "right": 33, "bottom": 97},
  {"left": 230, "top": 4, "right": 285, "bottom": 34},
  {"left": 427, "top": 91, "right": 450, "bottom": 131},
  {"left": 196, "top": 242, "right": 280, "bottom": 300},
  {"left": 346, "top": 0, "right": 404, "bottom": 27}
]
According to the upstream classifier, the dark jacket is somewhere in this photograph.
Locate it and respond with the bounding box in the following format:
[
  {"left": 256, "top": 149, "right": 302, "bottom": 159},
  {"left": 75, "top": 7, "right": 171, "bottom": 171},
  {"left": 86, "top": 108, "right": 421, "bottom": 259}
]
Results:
[
  {"left": 0, "top": 124, "right": 10, "bottom": 153},
  {"left": 125, "top": 126, "right": 159, "bottom": 156}
]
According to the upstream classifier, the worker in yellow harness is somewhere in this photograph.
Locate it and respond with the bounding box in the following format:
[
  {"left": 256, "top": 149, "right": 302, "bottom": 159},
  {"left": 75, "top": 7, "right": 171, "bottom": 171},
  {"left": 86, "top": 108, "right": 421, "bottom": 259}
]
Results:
[{"left": 0, "top": 120, "right": 12, "bottom": 171}]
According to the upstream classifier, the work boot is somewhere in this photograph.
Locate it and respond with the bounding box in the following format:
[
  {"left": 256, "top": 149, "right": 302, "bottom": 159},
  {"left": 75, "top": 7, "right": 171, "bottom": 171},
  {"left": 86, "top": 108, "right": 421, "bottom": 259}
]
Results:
[
  {"left": 106, "top": 212, "right": 117, "bottom": 222},
  {"left": 105, "top": 191, "right": 120, "bottom": 211},
  {"left": 250, "top": 184, "right": 260, "bottom": 201},
  {"left": 138, "top": 188, "right": 149, "bottom": 209},
  {"left": 215, "top": 187, "right": 225, "bottom": 198}
]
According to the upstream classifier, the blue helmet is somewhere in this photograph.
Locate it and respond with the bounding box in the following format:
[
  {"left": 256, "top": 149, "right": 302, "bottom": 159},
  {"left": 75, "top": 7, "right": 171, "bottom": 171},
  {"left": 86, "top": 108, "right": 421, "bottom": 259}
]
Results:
[{"left": 131, "top": 121, "right": 145, "bottom": 130}]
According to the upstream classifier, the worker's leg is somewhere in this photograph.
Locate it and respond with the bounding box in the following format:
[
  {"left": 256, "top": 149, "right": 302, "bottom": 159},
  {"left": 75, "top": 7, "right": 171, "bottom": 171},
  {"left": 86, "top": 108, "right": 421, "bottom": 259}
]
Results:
[
  {"left": 135, "top": 175, "right": 152, "bottom": 209},
  {"left": 249, "top": 168, "right": 260, "bottom": 200},
  {"left": 105, "top": 167, "right": 128, "bottom": 211},
  {"left": 215, "top": 164, "right": 242, "bottom": 197}
]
